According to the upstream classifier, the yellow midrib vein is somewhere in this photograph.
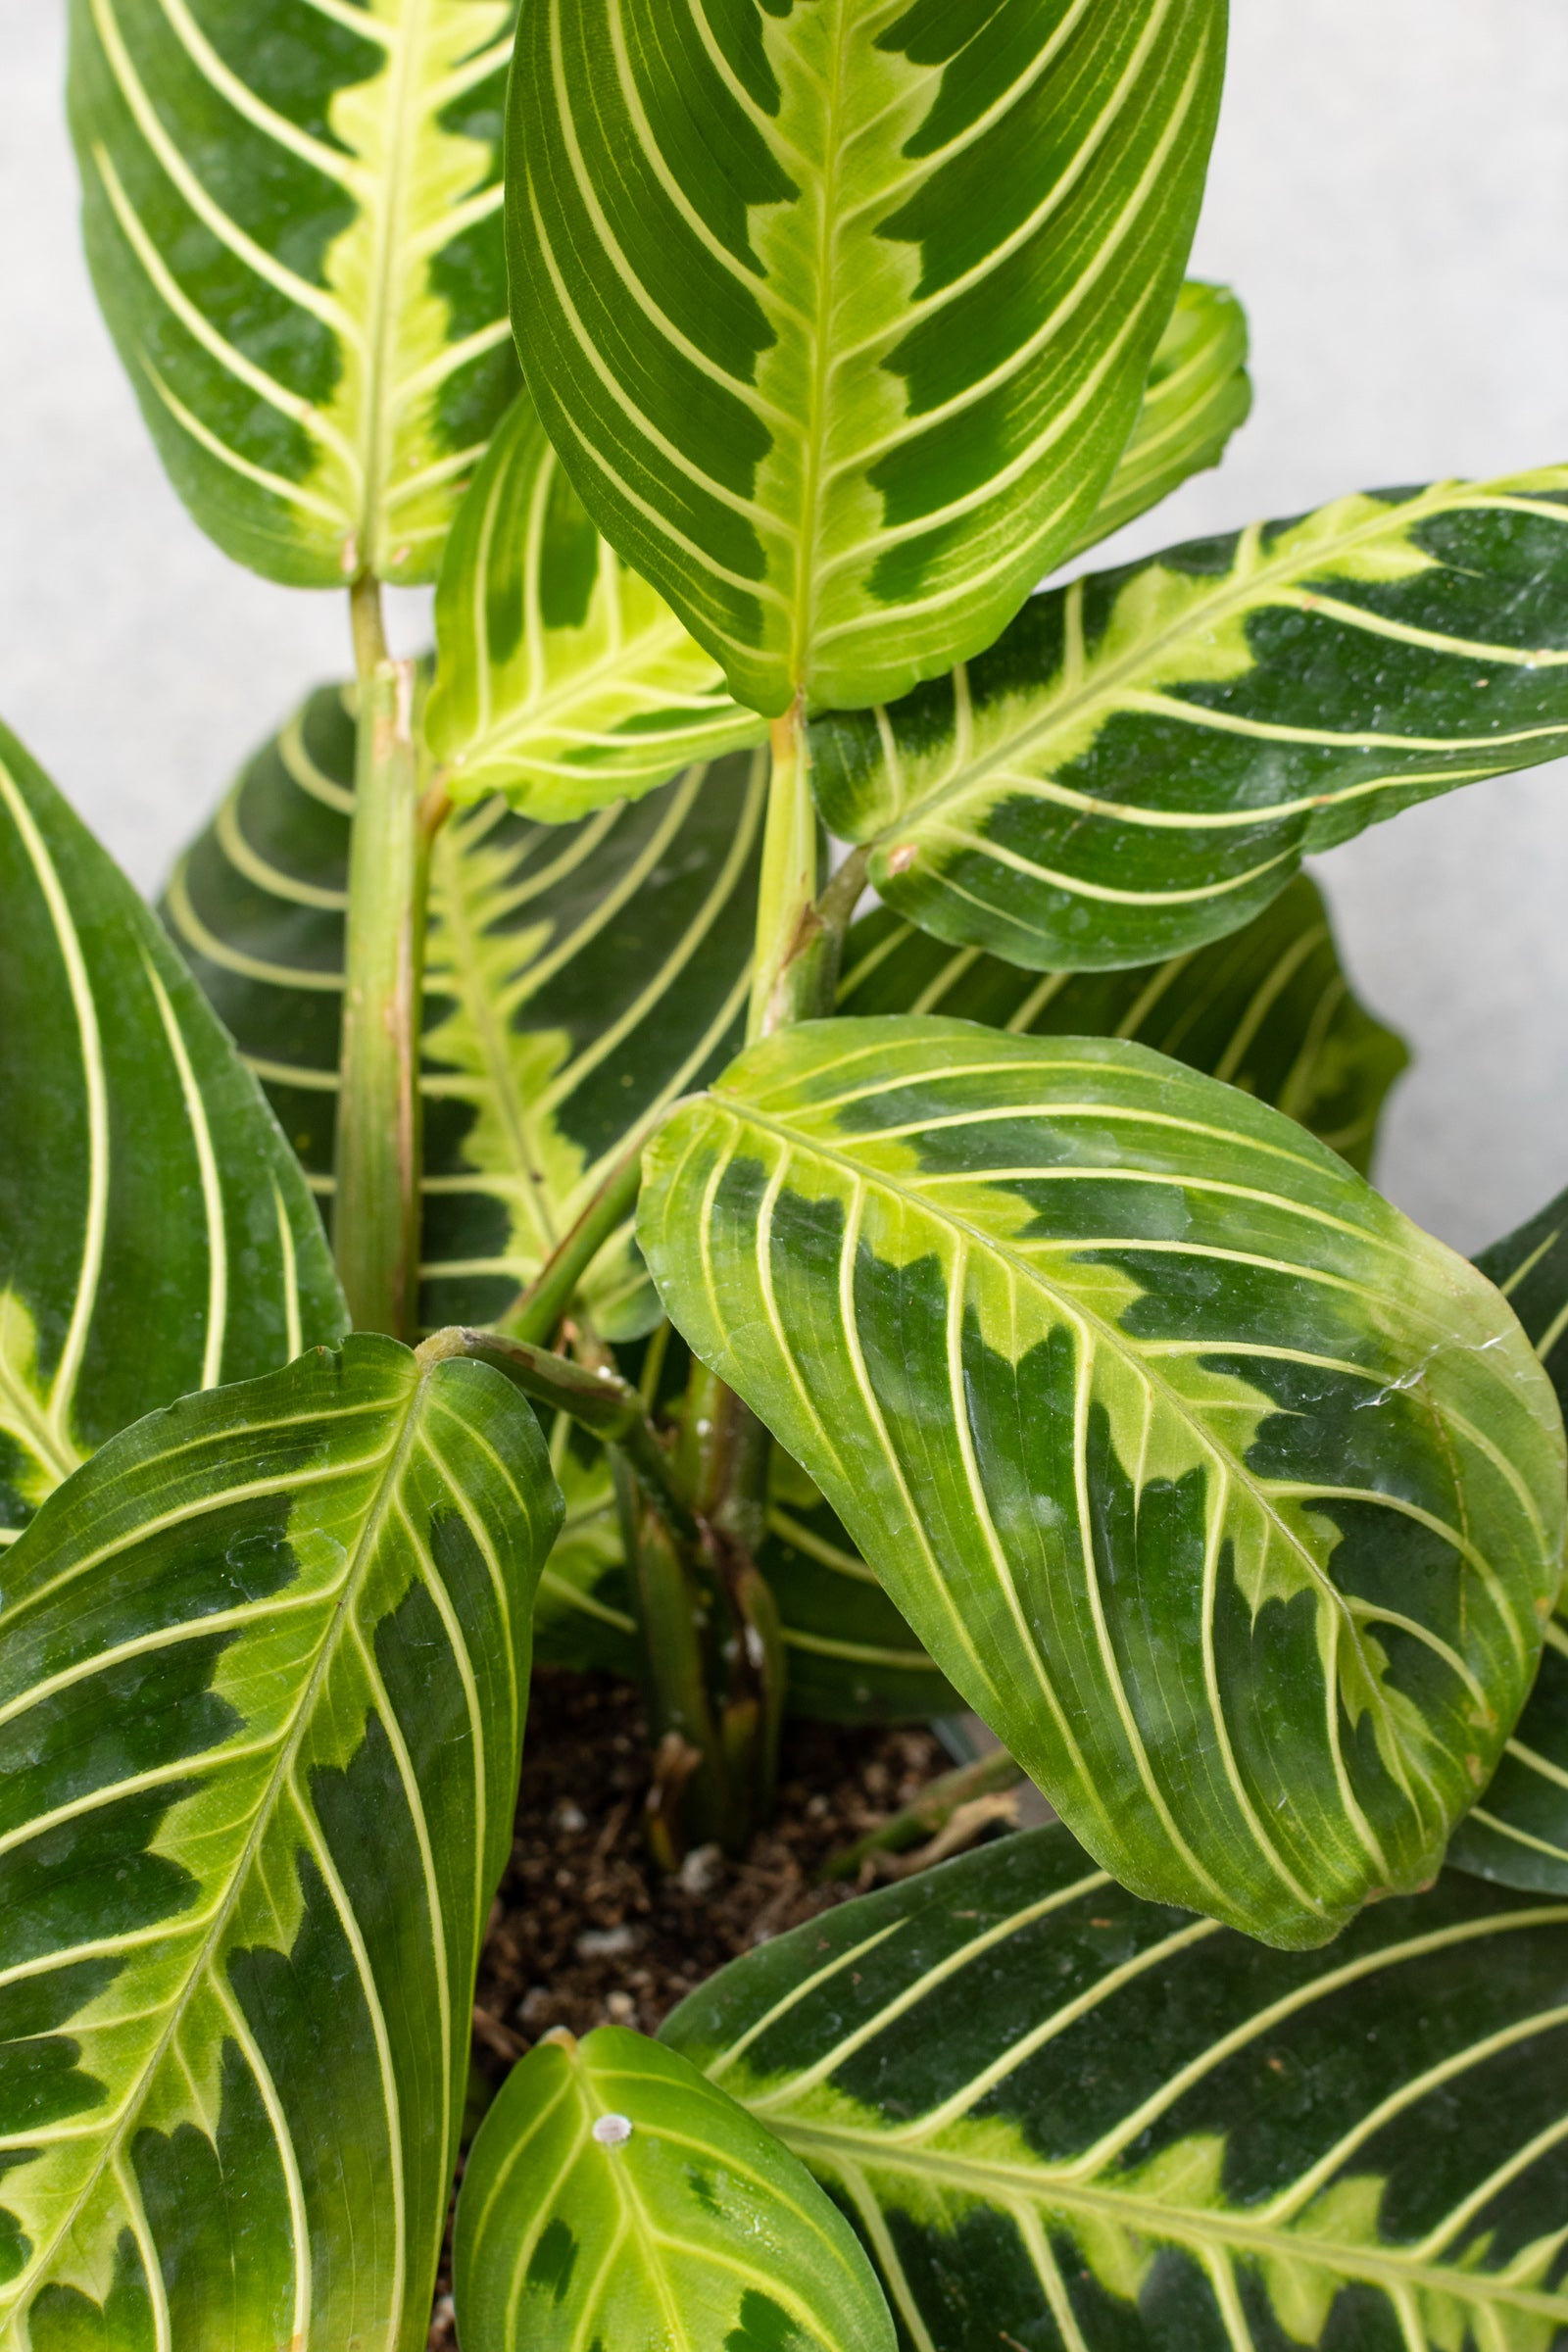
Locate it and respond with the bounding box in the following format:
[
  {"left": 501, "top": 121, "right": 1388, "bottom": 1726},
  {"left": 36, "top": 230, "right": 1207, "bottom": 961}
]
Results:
[
  {"left": 3, "top": 1367, "right": 432, "bottom": 2324},
  {"left": 777, "top": 2122, "right": 1568, "bottom": 2321},
  {"left": 886, "top": 483, "right": 1566, "bottom": 840}
]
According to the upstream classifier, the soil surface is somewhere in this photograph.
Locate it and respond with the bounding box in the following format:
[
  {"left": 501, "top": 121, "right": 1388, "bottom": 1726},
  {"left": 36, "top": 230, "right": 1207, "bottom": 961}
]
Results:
[{"left": 427, "top": 1670, "right": 953, "bottom": 2347}]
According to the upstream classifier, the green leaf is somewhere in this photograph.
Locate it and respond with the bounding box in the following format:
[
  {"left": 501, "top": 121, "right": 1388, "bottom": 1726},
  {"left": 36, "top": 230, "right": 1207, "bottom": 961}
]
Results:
[
  {"left": 505, "top": 0, "right": 1226, "bottom": 716},
  {"left": 762, "top": 872, "right": 1406, "bottom": 1724},
  {"left": 0, "top": 719, "right": 343, "bottom": 1544},
  {"left": 426, "top": 391, "right": 766, "bottom": 817},
  {"left": 1474, "top": 1181, "right": 1568, "bottom": 1426},
  {"left": 1065, "top": 279, "right": 1251, "bottom": 564},
  {"left": 811, "top": 472, "right": 1568, "bottom": 970},
  {"left": 454, "top": 2024, "right": 896, "bottom": 2352},
  {"left": 532, "top": 1418, "right": 639, "bottom": 1676},
  {"left": 1447, "top": 1621, "right": 1568, "bottom": 1898},
  {"left": 159, "top": 699, "right": 941, "bottom": 1713},
  {"left": 760, "top": 868, "right": 1409, "bottom": 1726},
  {"left": 68, "top": 0, "right": 520, "bottom": 586},
  {"left": 0, "top": 1331, "right": 564, "bottom": 2348},
  {"left": 839, "top": 872, "right": 1407, "bottom": 1177},
  {"left": 161, "top": 688, "right": 768, "bottom": 1339},
  {"left": 662, "top": 1825, "right": 1568, "bottom": 2352},
  {"left": 638, "top": 1016, "right": 1565, "bottom": 1948},
  {"left": 1445, "top": 1186, "right": 1568, "bottom": 1896},
  {"left": 762, "top": 1451, "right": 957, "bottom": 1725}
]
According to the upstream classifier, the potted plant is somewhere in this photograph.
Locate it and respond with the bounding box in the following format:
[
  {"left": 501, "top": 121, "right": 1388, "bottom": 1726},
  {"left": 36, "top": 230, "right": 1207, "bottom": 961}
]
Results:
[{"left": 2, "top": 0, "right": 1567, "bottom": 2345}]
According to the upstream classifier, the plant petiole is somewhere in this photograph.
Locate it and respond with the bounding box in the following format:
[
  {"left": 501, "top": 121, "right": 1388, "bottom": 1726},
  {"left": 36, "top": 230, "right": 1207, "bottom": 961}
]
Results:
[
  {"left": 507, "top": 1136, "right": 654, "bottom": 1348},
  {"left": 418, "top": 1323, "right": 695, "bottom": 1538},
  {"left": 335, "top": 575, "right": 423, "bottom": 1339}
]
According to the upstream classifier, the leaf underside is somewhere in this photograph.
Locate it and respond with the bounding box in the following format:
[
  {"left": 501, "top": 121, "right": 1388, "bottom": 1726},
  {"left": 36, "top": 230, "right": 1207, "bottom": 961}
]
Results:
[
  {"left": 68, "top": 0, "right": 520, "bottom": 585},
  {"left": 639, "top": 1016, "right": 1565, "bottom": 1948},
  {"left": 663, "top": 1825, "right": 1568, "bottom": 2352},
  {"left": 811, "top": 472, "right": 1568, "bottom": 970},
  {"left": 454, "top": 2026, "right": 896, "bottom": 2352},
  {"left": 507, "top": 0, "right": 1226, "bottom": 714},
  {"left": 0, "top": 1334, "right": 563, "bottom": 2351},
  {"left": 838, "top": 871, "right": 1407, "bottom": 1178},
  {"left": 0, "top": 719, "right": 343, "bottom": 1545},
  {"left": 1446, "top": 1187, "right": 1568, "bottom": 1896}
]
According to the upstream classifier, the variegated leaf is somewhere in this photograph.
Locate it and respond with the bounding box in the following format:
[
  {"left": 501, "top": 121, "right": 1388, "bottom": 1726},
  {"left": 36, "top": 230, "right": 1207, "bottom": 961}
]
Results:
[
  {"left": 453, "top": 2026, "right": 896, "bottom": 2352},
  {"left": 161, "top": 687, "right": 767, "bottom": 1338},
  {"left": 425, "top": 390, "right": 766, "bottom": 817},
  {"left": 0, "top": 1333, "right": 564, "bottom": 2351},
  {"left": 638, "top": 1017, "right": 1565, "bottom": 1948},
  {"left": 1064, "top": 278, "right": 1251, "bottom": 564},
  {"left": 532, "top": 1417, "right": 639, "bottom": 1677},
  {"left": 763, "top": 1450, "right": 956, "bottom": 1724},
  {"left": 506, "top": 0, "right": 1227, "bottom": 715},
  {"left": 664, "top": 1825, "right": 1568, "bottom": 2352},
  {"left": 811, "top": 471, "right": 1568, "bottom": 970},
  {"left": 838, "top": 872, "right": 1406, "bottom": 1177},
  {"left": 1448, "top": 1619, "right": 1568, "bottom": 1900},
  {"left": 68, "top": 0, "right": 520, "bottom": 585},
  {"left": 769, "top": 870, "right": 1404, "bottom": 1724},
  {"left": 1475, "top": 1181, "right": 1568, "bottom": 1426},
  {"left": 158, "top": 690, "right": 942, "bottom": 1709},
  {"left": 1447, "top": 1185, "right": 1568, "bottom": 1896},
  {"left": 761, "top": 870, "right": 1407, "bottom": 1724},
  {"left": 0, "top": 719, "right": 343, "bottom": 1544}
]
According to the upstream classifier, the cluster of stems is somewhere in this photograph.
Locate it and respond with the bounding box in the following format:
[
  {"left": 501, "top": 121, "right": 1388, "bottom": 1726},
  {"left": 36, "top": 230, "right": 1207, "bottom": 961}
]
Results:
[{"left": 337, "top": 595, "right": 862, "bottom": 1855}]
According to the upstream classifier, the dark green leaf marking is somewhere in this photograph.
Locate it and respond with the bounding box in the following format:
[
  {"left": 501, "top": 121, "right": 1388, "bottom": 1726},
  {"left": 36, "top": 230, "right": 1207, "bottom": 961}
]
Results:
[
  {"left": 664, "top": 1826, "right": 1568, "bottom": 2352},
  {"left": 640, "top": 1017, "right": 1565, "bottom": 1947},
  {"left": 0, "top": 718, "right": 343, "bottom": 1544},
  {"left": 507, "top": 0, "right": 1226, "bottom": 713},
  {"left": 0, "top": 1334, "right": 562, "bottom": 2348},
  {"left": 838, "top": 873, "right": 1407, "bottom": 1177},
  {"left": 812, "top": 474, "right": 1568, "bottom": 970}
]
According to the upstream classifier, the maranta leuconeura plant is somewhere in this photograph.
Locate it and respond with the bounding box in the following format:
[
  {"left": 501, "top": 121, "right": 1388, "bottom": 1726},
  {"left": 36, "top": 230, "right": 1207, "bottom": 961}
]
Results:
[{"left": 0, "top": 2, "right": 1564, "bottom": 2344}]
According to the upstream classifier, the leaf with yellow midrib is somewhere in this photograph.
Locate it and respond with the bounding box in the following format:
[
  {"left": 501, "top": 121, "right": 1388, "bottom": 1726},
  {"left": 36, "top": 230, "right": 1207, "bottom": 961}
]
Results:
[{"left": 664, "top": 1827, "right": 1568, "bottom": 2352}]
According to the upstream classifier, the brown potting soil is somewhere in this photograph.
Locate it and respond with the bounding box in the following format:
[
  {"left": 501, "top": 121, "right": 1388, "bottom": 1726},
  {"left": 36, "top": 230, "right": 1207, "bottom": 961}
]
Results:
[{"left": 427, "top": 1669, "right": 953, "bottom": 2347}]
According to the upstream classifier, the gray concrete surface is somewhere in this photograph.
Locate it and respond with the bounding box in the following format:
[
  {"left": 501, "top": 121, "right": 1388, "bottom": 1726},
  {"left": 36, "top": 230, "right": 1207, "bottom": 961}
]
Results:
[{"left": 4, "top": 4, "right": 1568, "bottom": 1251}]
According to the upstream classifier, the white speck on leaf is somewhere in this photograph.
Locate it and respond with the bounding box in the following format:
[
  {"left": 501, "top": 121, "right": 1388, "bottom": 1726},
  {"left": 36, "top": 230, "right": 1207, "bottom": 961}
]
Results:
[{"left": 594, "top": 2114, "right": 633, "bottom": 2147}]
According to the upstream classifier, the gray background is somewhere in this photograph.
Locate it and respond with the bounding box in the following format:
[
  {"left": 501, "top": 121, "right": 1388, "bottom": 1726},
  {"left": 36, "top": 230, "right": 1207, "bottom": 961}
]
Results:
[{"left": 3, "top": 3, "right": 1568, "bottom": 1252}]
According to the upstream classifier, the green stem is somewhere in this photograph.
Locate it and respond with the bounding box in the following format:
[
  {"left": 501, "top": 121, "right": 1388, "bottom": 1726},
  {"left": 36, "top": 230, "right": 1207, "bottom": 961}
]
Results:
[
  {"left": 419, "top": 1325, "right": 694, "bottom": 1536},
  {"left": 335, "top": 577, "right": 424, "bottom": 1339},
  {"left": 678, "top": 1361, "right": 770, "bottom": 1557},
  {"left": 675, "top": 692, "right": 850, "bottom": 1834},
  {"left": 747, "top": 695, "right": 820, "bottom": 1042},
  {"left": 611, "top": 1454, "right": 727, "bottom": 1863},
  {"left": 507, "top": 1136, "right": 651, "bottom": 1348},
  {"left": 712, "top": 1540, "right": 786, "bottom": 1834}
]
